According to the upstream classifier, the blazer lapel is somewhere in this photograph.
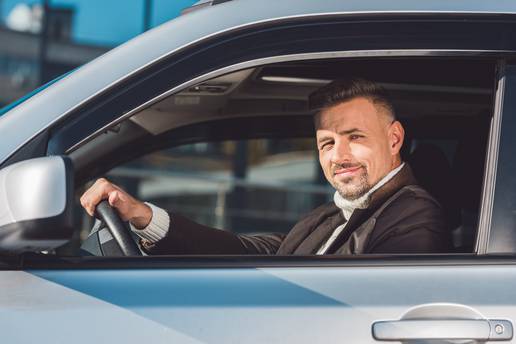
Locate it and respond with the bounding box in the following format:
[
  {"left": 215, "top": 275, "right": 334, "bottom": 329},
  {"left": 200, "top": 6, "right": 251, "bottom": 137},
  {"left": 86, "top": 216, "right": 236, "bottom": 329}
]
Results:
[
  {"left": 324, "top": 164, "right": 418, "bottom": 254},
  {"left": 277, "top": 202, "right": 342, "bottom": 255},
  {"left": 293, "top": 210, "right": 346, "bottom": 254}
]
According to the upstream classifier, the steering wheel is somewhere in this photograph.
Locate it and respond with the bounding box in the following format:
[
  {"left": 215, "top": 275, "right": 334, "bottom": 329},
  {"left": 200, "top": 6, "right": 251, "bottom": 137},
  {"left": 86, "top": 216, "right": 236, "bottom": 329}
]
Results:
[{"left": 95, "top": 200, "right": 142, "bottom": 256}]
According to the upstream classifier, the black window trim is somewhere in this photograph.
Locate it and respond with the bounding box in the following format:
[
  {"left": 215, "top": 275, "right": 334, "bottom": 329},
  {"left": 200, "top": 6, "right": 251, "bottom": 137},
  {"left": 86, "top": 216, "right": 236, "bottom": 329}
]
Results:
[
  {"left": 15, "top": 253, "right": 516, "bottom": 271},
  {"left": 477, "top": 61, "right": 506, "bottom": 254}
]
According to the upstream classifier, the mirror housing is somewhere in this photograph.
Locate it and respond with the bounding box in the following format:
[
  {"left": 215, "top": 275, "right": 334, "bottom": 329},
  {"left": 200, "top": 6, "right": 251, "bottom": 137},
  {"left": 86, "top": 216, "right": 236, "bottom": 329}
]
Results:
[{"left": 0, "top": 156, "right": 74, "bottom": 253}]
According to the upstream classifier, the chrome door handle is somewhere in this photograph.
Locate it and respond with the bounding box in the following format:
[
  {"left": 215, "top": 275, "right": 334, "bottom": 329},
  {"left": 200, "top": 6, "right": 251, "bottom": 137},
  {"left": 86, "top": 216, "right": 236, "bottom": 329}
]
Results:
[{"left": 372, "top": 319, "right": 513, "bottom": 341}]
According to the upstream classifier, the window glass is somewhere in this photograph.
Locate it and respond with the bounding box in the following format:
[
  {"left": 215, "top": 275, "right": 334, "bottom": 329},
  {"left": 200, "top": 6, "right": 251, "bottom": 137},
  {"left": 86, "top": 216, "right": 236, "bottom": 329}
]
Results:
[{"left": 106, "top": 138, "right": 333, "bottom": 235}]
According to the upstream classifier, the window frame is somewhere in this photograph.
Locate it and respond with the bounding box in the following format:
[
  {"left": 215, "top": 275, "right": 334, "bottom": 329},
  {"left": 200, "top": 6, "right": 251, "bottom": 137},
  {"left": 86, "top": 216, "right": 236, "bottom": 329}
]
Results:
[
  {"left": 44, "top": 15, "right": 516, "bottom": 157},
  {"left": 17, "top": 254, "right": 516, "bottom": 270},
  {"left": 27, "top": 15, "right": 516, "bottom": 266},
  {"left": 61, "top": 55, "right": 501, "bottom": 264},
  {"left": 484, "top": 62, "right": 516, "bottom": 254}
]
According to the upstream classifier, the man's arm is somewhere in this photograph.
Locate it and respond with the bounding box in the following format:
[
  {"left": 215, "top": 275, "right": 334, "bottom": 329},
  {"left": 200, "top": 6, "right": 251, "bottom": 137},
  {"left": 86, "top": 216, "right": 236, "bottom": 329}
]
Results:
[
  {"left": 80, "top": 178, "right": 284, "bottom": 255},
  {"left": 139, "top": 211, "right": 284, "bottom": 255}
]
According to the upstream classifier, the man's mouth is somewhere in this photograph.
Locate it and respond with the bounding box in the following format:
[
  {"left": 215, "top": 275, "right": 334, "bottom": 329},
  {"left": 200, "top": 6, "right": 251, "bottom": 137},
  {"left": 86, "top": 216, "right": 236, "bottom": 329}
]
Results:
[{"left": 333, "top": 165, "right": 363, "bottom": 177}]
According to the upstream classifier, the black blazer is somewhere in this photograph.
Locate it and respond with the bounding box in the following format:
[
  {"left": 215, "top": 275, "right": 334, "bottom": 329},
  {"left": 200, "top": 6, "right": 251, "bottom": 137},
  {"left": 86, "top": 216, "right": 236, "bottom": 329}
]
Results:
[{"left": 142, "top": 164, "right": 452, "bottom": 255}]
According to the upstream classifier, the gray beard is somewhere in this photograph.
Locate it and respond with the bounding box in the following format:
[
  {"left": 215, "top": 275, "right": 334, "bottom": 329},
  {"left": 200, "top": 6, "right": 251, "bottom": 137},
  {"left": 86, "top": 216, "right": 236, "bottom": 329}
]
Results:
[{"left": 334, "top": 173, "right": 372, "bottom": 202}]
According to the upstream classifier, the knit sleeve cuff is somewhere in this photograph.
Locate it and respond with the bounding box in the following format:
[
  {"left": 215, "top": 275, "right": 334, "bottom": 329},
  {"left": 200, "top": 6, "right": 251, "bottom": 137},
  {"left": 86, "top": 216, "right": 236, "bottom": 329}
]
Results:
[{"left": 129, "top": 202, "right": 170, "bottom": 243}]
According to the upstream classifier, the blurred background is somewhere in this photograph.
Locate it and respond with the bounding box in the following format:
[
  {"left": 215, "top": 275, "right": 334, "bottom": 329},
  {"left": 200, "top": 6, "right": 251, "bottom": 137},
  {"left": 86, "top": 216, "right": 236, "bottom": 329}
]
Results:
[{"left": 0, "top": 0, "right": 197, "bottom": 107}]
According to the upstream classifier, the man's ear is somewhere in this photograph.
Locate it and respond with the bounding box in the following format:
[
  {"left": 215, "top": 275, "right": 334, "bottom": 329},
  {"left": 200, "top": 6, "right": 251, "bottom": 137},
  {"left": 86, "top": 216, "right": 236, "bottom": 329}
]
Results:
[{"left": 389, "top": 120, "right": 405, "bottom": 154}]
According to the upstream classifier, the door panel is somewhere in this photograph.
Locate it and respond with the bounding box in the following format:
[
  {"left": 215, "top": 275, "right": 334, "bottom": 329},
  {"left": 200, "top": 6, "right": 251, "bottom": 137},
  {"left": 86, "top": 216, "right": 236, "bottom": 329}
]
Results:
[
  {"left": 0, "top": 271, "right": 201, "bottom": 343},
  {"left": 8, "top": 264, "right": 511, "bottom": 343}
]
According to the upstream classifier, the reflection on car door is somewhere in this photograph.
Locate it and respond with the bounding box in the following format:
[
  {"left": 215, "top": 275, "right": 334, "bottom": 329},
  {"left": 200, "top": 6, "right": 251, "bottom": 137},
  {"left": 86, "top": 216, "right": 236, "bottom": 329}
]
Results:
[{"left": 19, "top": 261, "right": 514, "bottom": 343}]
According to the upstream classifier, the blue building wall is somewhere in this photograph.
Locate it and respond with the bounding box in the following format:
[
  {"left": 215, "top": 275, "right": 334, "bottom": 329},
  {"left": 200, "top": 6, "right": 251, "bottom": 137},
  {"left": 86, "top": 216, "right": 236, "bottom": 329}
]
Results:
[{"left": 1, "top": 0, "right": 197, "bottom": 46}]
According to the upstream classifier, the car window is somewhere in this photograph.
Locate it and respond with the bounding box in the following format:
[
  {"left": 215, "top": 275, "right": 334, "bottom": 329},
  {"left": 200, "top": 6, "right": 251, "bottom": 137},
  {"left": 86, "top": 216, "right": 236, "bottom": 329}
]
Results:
[{"left": 66, "top": 58, "right": 496, "bottom": 257}]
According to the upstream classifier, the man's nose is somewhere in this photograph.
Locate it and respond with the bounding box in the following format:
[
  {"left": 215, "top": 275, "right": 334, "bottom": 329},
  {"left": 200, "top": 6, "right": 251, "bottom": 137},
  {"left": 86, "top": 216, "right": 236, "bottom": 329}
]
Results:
[{"left": 331, "top": 140, "right": 353, "bottom": 163}]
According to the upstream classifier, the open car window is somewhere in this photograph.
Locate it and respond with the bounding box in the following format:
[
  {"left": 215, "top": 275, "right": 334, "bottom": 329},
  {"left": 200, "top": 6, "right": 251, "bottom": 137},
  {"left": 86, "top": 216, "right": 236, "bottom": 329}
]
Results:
[{"left": 68, "top": 57, "right": 495, "bottom": 256}]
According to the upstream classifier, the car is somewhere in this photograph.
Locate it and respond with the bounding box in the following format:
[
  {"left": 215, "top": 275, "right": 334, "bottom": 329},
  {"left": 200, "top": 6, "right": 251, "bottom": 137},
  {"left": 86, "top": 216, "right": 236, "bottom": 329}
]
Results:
[{"left": 1, "top": 0, "right": 516, "bottom": 342}]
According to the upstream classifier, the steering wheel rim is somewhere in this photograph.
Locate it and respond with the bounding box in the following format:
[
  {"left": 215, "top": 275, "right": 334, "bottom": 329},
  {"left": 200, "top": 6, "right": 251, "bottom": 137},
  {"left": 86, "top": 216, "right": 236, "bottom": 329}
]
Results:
[{"left": 95, "top": 200, "right": 142, "bottom": 256}]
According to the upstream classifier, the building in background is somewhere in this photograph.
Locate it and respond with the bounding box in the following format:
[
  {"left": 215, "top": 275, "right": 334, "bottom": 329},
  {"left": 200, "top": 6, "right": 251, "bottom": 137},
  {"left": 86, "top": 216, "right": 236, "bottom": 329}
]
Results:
[{"left": 0, "top": 0, "right": 197, "bottom": 107}]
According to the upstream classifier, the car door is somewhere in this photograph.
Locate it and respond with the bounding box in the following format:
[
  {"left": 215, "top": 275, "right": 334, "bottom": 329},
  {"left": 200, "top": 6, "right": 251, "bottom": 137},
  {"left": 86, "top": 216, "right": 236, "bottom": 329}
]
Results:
[
  {"left": 1, "top": 9, "right": 516, "bottom": 344},
  {"left": 9, "top": 65, "right": 512, "bottom": 344}
]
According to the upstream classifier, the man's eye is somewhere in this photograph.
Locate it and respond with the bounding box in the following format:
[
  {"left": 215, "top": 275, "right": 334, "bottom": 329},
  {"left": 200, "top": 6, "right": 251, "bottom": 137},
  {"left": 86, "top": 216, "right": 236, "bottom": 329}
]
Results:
[
  {"left": 349, "top": 134, "right": 363, "bottom": 141},
  {"left": 320, "top": 142, "right": 333, "bottom": 150}
]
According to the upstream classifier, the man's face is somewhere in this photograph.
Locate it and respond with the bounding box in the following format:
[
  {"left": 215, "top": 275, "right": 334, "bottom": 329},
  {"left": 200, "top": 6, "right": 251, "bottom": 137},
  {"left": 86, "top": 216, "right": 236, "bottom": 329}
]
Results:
[{"left": 316, "top": 97, "right": 404, "bottom": 200}]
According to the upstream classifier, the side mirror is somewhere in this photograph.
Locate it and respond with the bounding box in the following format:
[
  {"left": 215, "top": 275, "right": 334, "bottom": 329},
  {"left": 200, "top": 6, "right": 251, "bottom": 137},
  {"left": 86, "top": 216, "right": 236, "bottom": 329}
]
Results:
[{"left": 0, "top": 156, "right": 74, "bottom": 253}]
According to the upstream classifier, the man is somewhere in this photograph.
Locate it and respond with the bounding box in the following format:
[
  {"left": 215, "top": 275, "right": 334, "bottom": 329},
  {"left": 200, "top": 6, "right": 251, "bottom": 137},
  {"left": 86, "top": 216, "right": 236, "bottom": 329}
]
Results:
[{"left": 80, "top": 78, "right": 451, "bottom": 255}]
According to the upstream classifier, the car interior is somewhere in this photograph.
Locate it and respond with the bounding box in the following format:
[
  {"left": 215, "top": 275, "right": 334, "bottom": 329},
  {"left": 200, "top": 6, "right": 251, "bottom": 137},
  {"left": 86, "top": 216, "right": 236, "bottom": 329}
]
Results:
[{"left": 66, "top": 57, "right": 495, "bottom": 256}]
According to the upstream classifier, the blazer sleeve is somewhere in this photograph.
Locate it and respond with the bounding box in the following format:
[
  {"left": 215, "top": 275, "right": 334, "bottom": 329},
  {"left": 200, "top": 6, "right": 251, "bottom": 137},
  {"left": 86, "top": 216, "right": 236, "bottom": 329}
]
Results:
[{"left": 141, "top": 213, "right": 285, "bottom": 255}]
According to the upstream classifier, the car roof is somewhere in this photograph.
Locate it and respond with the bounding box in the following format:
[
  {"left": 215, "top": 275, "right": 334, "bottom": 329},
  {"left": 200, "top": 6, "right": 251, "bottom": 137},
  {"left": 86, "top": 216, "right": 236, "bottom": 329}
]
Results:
[{"left": 1, "top": 0, "right": 515, "bottom": 164}]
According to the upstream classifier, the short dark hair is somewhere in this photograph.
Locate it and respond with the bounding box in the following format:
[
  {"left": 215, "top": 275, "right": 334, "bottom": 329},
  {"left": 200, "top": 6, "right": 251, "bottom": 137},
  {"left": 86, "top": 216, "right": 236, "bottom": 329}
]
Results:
[{"left": 309, "top": 78, "right": 395, "bottom": 120}]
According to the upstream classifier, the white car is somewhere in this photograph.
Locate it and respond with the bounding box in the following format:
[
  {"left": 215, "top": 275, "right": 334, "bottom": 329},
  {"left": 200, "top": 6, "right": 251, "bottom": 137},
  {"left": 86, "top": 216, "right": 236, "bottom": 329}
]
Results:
[{"left": 0, "top": 0, "right": 515, "bottom": 342}]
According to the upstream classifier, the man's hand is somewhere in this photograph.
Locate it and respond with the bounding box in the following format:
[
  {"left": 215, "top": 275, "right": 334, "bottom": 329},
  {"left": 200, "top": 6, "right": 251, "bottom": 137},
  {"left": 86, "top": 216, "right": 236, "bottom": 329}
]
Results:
[{"left": 80, "top": 178, "right": 152, "bottom": 229}]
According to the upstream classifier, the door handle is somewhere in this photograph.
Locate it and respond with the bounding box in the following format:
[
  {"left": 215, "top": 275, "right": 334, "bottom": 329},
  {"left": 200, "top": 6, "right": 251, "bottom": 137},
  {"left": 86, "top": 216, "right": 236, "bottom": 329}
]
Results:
[{"left": 372, "top": 319, "right": 513, "bottom": 341}]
